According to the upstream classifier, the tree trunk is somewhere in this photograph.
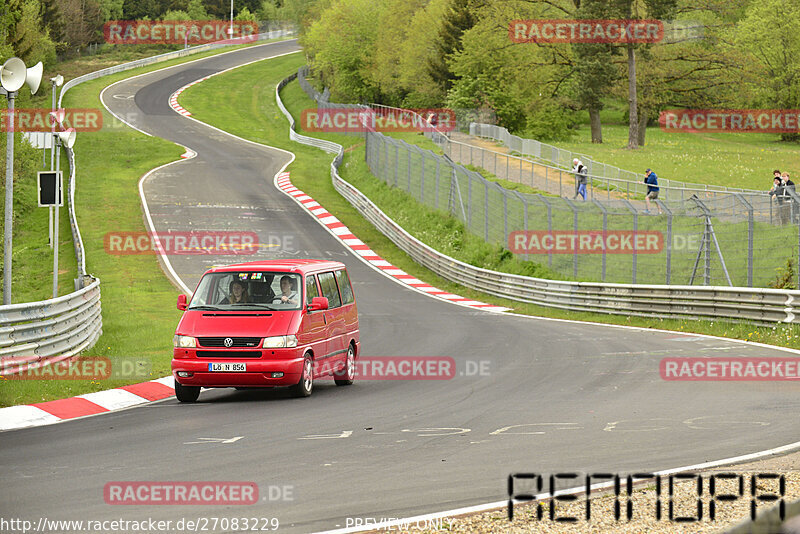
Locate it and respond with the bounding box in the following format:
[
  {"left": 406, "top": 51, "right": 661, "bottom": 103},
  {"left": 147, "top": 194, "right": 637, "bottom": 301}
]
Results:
[
  {"left": 627, "top": 43, "right": 639, "bottom": 149},
  {"left": 589, "top": 108, "right": 602, "bottom": 143},
  {"left": 637, "top": 108, "right": 648, "bottom": 146}
]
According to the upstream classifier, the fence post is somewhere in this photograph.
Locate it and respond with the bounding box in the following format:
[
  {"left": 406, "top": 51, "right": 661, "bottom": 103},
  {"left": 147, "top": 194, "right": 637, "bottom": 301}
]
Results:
[
  {"left": 435, "top": 158, "right": 440, "bottom": 209},
  {"left": 657, "top": 200, "right": 673, "bottom": 284},
  {"left": 592, "top": 199, "right": 607, "bottom": 282},
  {"left": 511, "top": 191, "right": 529, "bottom": 262},
  {"left": 467, "top": 168, "right": 473, "bottom": 231},
  {"left": 407, "top": 144, "right": 412, "bottom": 193},
  {"left": 622, "top": 199, "right": 638, "bottom": 283},
  {"left": 420, "top": 149, "right": 426, "bottom": 202},
  {"left": 563, "top": 197, "right": 579, "bottom": 278},
  {"left": 394, "top": 143, "right": 399, "bottom": 188},
  {"left": 734, "top": 193, "right": 754, "bottom": 287},
  {"left": 534, "top": 195, "right": 554, "bottom": 268},
  {"left": 485, "top": 181, "right": 490, "bottom": 242}
]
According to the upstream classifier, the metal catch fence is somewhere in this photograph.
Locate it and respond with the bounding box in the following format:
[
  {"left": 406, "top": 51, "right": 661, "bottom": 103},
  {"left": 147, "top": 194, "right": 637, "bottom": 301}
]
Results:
[{"left": 298, "top": 67, "right": 800, "bottom": 289}]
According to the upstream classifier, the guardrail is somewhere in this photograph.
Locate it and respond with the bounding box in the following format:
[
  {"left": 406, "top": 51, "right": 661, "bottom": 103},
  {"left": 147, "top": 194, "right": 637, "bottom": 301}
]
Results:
[
  {"left": 0, "top": 278, "right": 102, "bottom": 375},
  {"left": 279, "top": 69, "right": 800, "bottom": 326}
]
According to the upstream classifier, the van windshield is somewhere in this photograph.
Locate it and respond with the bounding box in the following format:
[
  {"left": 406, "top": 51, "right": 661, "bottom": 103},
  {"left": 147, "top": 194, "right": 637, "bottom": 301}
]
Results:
[{"left": 189, "top": 272, "right": 302, "bottom": 311}]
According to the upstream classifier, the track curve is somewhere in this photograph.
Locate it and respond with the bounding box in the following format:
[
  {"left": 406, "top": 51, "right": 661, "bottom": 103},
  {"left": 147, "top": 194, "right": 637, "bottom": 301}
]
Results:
[{"left": 2, "top": 40, "right": 800, "bottom": 533}]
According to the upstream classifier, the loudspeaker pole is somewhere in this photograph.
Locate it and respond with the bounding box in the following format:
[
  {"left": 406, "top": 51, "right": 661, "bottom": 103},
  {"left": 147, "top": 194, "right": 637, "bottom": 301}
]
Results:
[{"left": 3, "top": 90, "right": 15, "bottom": 305}]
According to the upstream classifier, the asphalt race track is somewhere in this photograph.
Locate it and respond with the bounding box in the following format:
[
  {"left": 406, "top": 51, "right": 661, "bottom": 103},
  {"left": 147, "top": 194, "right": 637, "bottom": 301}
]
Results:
[{"left": 3, "top": 39, "right": 800, "bottom": 533}]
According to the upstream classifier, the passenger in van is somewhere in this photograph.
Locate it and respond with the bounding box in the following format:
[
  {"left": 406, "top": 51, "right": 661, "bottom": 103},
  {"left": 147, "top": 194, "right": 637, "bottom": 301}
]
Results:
[
  {"left": 222, "top": 280, "right": 249, "bottom": 305},
  {"left": 273, "top": 276, "right": 298, "bottom": 306}
]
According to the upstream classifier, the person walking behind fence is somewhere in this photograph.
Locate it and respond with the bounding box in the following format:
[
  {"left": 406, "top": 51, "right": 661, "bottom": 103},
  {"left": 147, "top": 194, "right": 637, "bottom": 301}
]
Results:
[
  {"left": 572, "top": 158, "right": 588, "bottom": 201},
  {"left": 641, "top": 168, "right": 660, "bottom": 214},
  {"left": 769, "top": 176, "right": 788, "bottom": 225}
]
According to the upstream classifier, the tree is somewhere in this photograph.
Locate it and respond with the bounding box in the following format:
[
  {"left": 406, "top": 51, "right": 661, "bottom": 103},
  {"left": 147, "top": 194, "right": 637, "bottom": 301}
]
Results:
[
  {"left": 187, "top": 0, "right": 209, "bottom": 19},
  {"left": 8, "top": 0, "right": 57, "bottom": 66},
  {"left": 98, "top": 0, "right": 124, "bottom": 21},
  {"left": 302, "top": 0, "right": 386, "bottom": 102},
  {"left": 427, "top": 0, "right": 476, "bottom": 95},
  {"left": 735, "top": 0, "right": 800, "bottom": 141},
  {"left": 573, "top": 0, "right": 620, "bottom": 143},
  {"left": 61, "top": 0, "right": 105, "bottom": 50},
  {"left": 122, "top": 0, "right": 165, "bottom": 20}
]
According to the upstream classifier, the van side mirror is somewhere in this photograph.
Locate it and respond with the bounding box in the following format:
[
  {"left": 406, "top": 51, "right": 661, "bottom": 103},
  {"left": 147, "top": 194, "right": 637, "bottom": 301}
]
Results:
[
  {"left": 177, "top": 294, "right": 188, "bottom": 311},
  {"left": 309, "top": 296, "right": 328, "bottom": 311}
]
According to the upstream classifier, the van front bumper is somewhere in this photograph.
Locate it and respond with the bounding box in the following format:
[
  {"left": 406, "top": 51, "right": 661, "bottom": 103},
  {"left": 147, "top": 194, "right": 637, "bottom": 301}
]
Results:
[{"left": 171, "top": 350, "right": 305, "bottom": 387}]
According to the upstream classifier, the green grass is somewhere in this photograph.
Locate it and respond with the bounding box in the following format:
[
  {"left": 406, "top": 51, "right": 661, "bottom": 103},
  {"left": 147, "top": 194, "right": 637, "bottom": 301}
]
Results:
[
  {"left": 0, "top": 38, "right": 297, "bottom": 407},
  {"left": 531, "top": 104, "right": 800, "bottom": 191},
  {"left": 178, "top": 56, "right": 800, "bottom": 352}
]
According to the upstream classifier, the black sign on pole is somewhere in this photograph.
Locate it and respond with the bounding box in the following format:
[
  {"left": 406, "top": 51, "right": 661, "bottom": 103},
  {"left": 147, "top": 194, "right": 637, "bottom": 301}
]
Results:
[{"left": 37, "top": 171, "right": 62, "bottom": 207}]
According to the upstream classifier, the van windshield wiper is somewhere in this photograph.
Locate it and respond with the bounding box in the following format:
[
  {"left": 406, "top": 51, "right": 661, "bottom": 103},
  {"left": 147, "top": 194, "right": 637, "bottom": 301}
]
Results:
[{"left": 189, "top": 305, "right": 223, "bottom": 311}]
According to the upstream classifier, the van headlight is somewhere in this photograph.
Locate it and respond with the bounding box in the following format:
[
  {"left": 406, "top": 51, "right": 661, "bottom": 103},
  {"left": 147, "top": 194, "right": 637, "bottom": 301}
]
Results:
[
  {"left": 263, "top": 335, "right": 298, "bottom": 348},
  {"left": 173, "top": 335, "right": 197, "bottom": 348}
]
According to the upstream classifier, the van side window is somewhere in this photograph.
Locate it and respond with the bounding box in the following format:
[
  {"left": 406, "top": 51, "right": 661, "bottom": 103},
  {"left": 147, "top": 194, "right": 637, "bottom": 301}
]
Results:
[
  {"left": 305, "top": 274, "right": 320, "bottom": 305},
  {"left": 335, "top": 269, "right": 354, "bottom": 305},
  {"left": 317, "top": 272, "right": 342, "bottom": 308}
]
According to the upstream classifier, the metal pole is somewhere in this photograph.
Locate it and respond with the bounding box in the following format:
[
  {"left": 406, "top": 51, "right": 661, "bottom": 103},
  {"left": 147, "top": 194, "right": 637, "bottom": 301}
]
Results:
[
  {"left": 50, "top": 82, "right": 56, "bottom": 248},
  {"left": 3, "top": 92, "right": 16, "bottom": 305},
  {"left": 230, "top": 0, "right": 234, "bottom": 38},
  {"left": 53, "top": 139, "right": 61, "bottom": 298}
]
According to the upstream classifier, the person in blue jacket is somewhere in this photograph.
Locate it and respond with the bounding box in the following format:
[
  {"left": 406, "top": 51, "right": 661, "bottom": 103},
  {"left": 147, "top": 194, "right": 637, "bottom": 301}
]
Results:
[{"left": 641, "top": 168, "right": 660, "bottom": 213}]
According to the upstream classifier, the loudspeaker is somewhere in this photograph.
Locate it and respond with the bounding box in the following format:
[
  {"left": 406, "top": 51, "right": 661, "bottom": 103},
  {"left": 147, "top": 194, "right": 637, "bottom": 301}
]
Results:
[
  {"left": 52, "top": 74, "right": 64, "bottom": 87},
  {"left": 57, "top": 128, "right": 76, "bottom": 148},
  {"left": 25, "top": 62, "right": 43, "bottom": 94},
  {"left": 0, "top": 57, "right": 26, "bottom": 92}
]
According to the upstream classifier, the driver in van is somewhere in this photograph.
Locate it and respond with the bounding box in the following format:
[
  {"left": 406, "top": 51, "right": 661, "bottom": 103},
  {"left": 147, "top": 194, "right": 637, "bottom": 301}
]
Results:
[{"left": 273, "top": 275, "right": 298, "bottom": 306}]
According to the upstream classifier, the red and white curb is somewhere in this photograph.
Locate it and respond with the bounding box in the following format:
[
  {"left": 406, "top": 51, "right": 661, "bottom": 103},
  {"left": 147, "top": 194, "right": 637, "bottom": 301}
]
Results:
[
  {"left": 275, "top": 172, "right": 510, "bottom": 313},
  {"left": 169, "top": 75, "right": 212, "bottom": 117},
  {"left": 0, "top": 377, "right": 175, "bottom": 432}
]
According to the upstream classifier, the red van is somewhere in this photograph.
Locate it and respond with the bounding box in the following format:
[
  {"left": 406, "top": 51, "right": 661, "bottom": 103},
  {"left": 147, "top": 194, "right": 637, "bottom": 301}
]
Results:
[{"left": 171, "top": 260, "right": 359, "bottom": 402}]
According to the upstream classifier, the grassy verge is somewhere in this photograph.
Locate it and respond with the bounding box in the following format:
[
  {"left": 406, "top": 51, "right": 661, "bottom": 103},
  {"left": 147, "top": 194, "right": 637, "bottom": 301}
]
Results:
[
  {"left": 179, "top": 56, "right": 800, "bottom": 351},
  {"left": 0, "top": 38, "right": 297, "bottom": 407}
]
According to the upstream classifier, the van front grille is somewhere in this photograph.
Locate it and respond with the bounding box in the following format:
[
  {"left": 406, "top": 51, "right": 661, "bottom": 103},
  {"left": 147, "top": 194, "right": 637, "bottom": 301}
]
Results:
[
  {"left": 197, "top": 337, "right": 261, "bottom": 348},
  {"left": 196, "top": 351, "right": 262, "bottom": 358}
]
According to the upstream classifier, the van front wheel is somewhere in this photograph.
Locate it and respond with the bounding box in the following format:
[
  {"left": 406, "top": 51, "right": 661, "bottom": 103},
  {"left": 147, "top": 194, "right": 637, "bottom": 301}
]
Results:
[
  {"left": 334, "top": 344, "right": 355, "bottom": 386},
  {"left": 290, "top": 355, "right": 313, "bottom": 398},
  {"left": 175, "top": 381, "right": 200, "bottom": 403}
]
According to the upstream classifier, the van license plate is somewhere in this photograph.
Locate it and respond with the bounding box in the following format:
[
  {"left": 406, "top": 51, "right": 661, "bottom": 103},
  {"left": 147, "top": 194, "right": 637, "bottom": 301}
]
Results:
[{"left": 208, "top": 362, "right": 246, "bottom": 372}]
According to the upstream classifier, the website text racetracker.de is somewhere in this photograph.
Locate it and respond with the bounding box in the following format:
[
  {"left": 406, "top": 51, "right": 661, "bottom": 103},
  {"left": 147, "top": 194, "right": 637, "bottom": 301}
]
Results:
[
  {"left": 0, "top": 517, "right": 279, "bottom": 533},
  {"left": 509, "top": 230, "right": 664, "bottom": 255}
]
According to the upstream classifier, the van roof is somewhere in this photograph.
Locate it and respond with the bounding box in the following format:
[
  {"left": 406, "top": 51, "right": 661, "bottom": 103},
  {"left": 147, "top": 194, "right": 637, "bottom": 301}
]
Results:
[{"left": 207, "top": 259, "right": 346, "bottom": 275}]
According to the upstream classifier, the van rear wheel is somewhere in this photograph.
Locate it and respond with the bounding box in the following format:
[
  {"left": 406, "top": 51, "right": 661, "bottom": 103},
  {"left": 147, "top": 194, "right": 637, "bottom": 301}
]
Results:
[
  {"left": 175, "top": 381, "right": 200, "bottom": 403},
  {"left": 334, "top": 344, "right": 355, "bottom": 386},
  {"left": 290, "top": 355, "right": 313, "bottom": 397}
]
